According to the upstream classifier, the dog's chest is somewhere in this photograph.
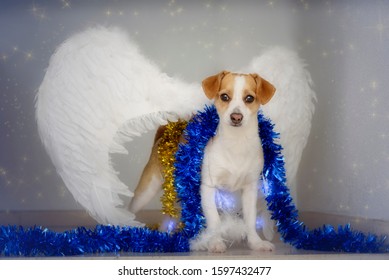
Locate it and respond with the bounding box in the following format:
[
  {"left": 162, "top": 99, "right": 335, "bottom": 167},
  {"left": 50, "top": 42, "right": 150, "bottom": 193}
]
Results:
[{"left": 202, "top": 134, "right": 264, "bottom": 191}]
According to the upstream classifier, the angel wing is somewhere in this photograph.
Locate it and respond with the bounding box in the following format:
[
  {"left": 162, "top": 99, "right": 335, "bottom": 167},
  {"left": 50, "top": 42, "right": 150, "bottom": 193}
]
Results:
[
  {"left": 36, "top": 27, "right": 315, "bottom": 226},
  {"left": 35, "top": 27, "right": 209, "bottom": 226},
  {"left": 246, "top": 47, "right": 317, "bottom": 203}
]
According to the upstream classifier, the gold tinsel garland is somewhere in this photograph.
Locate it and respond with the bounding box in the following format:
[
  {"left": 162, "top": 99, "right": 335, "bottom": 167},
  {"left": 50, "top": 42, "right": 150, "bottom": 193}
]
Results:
[{"left": 158, "top": 120, "right": 187, "bottom": 218}]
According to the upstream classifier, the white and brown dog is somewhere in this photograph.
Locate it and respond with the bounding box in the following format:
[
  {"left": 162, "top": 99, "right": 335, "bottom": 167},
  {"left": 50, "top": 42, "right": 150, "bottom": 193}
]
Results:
[{"left": 130, "top": 71, "right": 276, "bottom": 253}]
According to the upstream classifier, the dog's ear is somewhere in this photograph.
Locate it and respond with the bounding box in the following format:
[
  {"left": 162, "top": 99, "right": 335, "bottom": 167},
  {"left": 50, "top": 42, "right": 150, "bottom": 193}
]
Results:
[
  {"left": 202, "top": 71, "right": 230, "bottom": 99},
  {"left": 250, "top": 74, "right": 276, "bottom": 105}
]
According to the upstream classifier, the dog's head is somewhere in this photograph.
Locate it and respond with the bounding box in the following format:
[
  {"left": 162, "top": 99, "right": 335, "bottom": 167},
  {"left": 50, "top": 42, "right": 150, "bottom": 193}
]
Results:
[{"left": 202, "top": 71, "right": 275, "bottom": 127}]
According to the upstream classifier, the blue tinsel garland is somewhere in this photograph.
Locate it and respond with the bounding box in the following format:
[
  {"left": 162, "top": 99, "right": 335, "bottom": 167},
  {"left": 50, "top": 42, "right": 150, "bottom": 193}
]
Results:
[
  {"left": 0, "top": 106, "right": 387, "bottom": 256},
  {"left": 257, "top": 112, "right": 388, "bottom": 253}
]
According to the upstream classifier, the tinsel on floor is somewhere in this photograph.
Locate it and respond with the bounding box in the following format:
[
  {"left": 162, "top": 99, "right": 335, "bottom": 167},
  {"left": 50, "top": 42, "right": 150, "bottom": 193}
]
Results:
[{"left": 0, "top": 106, "right": 387, "bottom": 256}]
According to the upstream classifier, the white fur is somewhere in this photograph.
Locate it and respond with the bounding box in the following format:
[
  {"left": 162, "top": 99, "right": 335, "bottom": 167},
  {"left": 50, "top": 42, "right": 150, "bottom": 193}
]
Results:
[
  {"left": 200, "top": 76, "right": 274, "bottom": 253},
  {"left": 36, "top": 27, "right": 315, "bottom": 236}
]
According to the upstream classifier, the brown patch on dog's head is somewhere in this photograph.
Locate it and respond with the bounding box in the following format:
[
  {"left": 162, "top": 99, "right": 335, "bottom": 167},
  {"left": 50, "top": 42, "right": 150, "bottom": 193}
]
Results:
[
  {"left": 213, "top": 72, "right": 236, "bottom": 113},
  {"left": 201, "top": 71, "right": 230, "bottom": 100},
  {"left": 249, "top": 73, "right": 276, "bottom": 105}
]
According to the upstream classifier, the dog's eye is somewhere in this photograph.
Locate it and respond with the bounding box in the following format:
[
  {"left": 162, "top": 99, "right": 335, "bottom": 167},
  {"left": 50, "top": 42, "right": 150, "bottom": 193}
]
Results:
[
  {"left": 220, "top": 93, "right": 230, "bottom": 102},
  {"left": 245, "top": 95, "right": 255, "bottom": 103}
]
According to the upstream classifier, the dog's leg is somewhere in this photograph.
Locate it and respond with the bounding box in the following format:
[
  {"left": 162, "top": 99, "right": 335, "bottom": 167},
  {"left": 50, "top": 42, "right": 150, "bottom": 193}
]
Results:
[
  {"left": 129, "top": 127, "right": 167, "bottom": 214},
  {"left": 129, "top": 172, "right": 162, "bottom": 214},
  {"left": 257, "top": 191, "right": 275, "bottom": 241},
  {"left": 258, "top": 208, "right": 275, "bottom": 241},
  {"left": 242, "top": 184, "right": 274, "bottom": 251},
  {"left": 201, "top": 185, "right": 226, "bottom": 253},
  {"left": 129, "top": 145, "right": 163, "bottom": 214}
]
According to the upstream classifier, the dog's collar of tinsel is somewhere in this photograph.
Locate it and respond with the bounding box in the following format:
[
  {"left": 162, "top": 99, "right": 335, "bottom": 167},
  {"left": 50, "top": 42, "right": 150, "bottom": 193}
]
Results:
[{"left": 0, "top": 105, "right": 387, "bottom": 256}]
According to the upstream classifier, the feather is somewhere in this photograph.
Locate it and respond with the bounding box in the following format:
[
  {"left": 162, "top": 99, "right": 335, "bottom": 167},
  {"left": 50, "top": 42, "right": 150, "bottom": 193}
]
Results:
[{"left": 35, "top": 27, "right": 209, "bottom": 226}]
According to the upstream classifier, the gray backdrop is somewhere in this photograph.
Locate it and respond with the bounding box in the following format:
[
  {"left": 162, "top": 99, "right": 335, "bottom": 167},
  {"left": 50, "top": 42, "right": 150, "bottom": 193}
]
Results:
[{"left": 1, "top": 0, "right": 388, "bottom": 222}]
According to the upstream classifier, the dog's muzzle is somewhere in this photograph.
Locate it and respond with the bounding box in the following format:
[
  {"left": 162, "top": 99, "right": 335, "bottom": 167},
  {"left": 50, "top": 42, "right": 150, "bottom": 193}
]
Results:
[{"left": 230, "top": 113, "right": 243, "bottom": 126}]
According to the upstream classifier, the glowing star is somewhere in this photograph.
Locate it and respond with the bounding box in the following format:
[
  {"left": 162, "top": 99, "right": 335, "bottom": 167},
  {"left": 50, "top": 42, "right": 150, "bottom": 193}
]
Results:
[
  {"left": 376, "top": 22, "right": 386, "bottom": 39},
  {"left": 371, "top": 97, "right": 379, "bottom": 107},
  {"left": 25, "top": 52, "right": 33, "bottom": 60},
  {"left": 368, "top": 10, "right": 388, "bottom": 42},
  {"left": 215, "top": 189, "right": 238, "bottom": 213},
  {"left": 305, "top": 38, "right": 313, "bottom": 45},
  {"left": 298, "top": 0, "right": 310, "bottom": 11},
  {"left": 374, "top": 19, "right": 387, "bottom": 40},
  {"left": 161, "top": 218, "right": 178, "bottom": 233},
  {"left": 0, "top": 167, "right": 7, "bottom": 176},
  {"left": 370, "top": 80, "right": 379, "bottom": 90},
  {"left": 169, "top": 7, "right": 184, "bottom": 17},
  {"left": 256, "top": 217, "right": 264, "bottom": 230},
  {"left": 30, "top": 4, "right": 47, "bottom": 20},
  {"left": 61, "top": 0, "right": 71, "bottom": 9}
]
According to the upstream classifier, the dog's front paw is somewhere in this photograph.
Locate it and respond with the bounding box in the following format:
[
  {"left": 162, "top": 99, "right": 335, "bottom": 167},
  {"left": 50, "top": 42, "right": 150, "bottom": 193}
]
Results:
[
  {"left": 208, "top": 238, "right": 227, "bottom": 253},
  {"left": 248, "top": 240, "right": 275, "bottom": 252}
]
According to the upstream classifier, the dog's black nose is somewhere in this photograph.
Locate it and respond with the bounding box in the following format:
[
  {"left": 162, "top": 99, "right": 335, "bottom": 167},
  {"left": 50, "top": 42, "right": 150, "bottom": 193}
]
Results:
[{"left": 230, "top": 113, "right": 243, "bottom": 125}]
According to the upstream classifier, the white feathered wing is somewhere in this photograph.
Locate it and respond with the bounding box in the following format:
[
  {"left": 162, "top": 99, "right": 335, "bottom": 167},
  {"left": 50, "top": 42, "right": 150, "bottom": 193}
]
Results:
[
  {"left": 35, "top": 27, "right": 208, "bottom": 226},
  {"left": 36, "top": 27, "right": 315, "bottom": 229}
]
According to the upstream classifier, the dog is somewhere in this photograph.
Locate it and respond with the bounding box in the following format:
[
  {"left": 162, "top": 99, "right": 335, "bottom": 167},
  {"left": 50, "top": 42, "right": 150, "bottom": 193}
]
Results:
[{"left": 129, "top": 71, "right": 276, "bottom": 253}]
